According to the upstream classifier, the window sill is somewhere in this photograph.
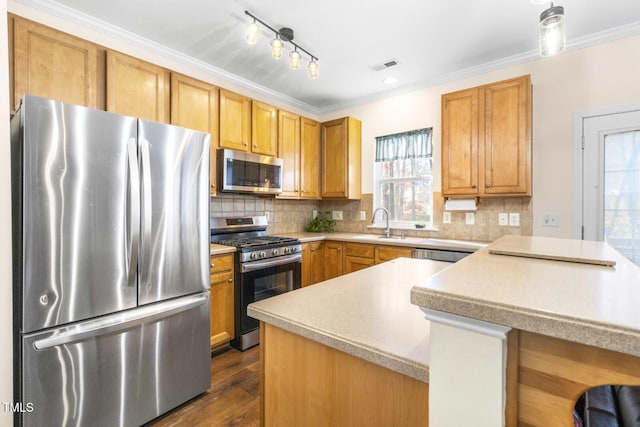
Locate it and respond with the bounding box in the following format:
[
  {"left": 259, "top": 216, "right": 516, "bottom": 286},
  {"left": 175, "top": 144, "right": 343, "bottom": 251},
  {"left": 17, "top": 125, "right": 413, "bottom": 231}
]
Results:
[{"left": 367, "top": 224, "right": 439, "bottom": 232}]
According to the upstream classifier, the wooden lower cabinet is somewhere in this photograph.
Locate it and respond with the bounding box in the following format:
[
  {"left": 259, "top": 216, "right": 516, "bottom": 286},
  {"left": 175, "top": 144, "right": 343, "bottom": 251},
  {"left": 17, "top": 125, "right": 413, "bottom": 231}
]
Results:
[
  {"left": 344, "top": 243, "right": 375, "bottom": 274},
  {"left": 261, "top": 323, "right": 428, "bottom": 426},
  {"left": 209, "top": 253, "right": 234, "bottom": 349},
  {"left": 302, "top": 241, "right": 324, "bottom": 287},
  {"left": 323, "top": 241, "right": 344, "bottom": 280},
  {"left": 375, "top": 245, "right": 414, "bottom": 264}
]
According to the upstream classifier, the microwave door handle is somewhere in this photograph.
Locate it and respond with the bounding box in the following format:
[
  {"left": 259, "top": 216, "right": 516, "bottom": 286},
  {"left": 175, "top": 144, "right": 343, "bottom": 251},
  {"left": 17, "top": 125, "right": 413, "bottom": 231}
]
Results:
[{"left": 241, "top": 253, "right": 302, "bottom": 273}]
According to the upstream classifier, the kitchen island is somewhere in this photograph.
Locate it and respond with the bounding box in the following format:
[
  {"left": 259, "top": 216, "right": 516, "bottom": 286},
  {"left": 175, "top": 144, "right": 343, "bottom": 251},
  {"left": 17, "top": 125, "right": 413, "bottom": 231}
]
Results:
[
  {"left": 248, "top": 257, "right": 450, "bottom": 426},
  {"left": 411, "top": 235, "right": 640, "bottom": 426}
]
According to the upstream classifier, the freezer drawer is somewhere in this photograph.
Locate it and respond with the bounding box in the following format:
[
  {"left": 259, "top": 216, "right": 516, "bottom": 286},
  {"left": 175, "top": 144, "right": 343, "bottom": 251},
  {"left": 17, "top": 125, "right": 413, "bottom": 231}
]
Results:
[{"left": 18, "top": 293, "right": 211, "bottom": 427}]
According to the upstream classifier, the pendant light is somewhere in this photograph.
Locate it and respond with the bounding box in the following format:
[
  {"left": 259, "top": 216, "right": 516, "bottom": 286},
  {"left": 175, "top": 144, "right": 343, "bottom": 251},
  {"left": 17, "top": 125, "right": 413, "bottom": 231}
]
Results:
[
  {"left": 271, "top": 37, "right": 283, "bottom": 59},
  {"left": 308, "top": 59, "right": 319, "bottom": 79},
  {"left": 539, "top": 2, "right": 566, "bottom": 57}
]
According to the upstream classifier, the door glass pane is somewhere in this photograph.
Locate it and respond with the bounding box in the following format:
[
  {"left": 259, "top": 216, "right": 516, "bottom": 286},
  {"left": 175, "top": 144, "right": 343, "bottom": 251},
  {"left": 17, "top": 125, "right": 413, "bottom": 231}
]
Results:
[{"left": 604, "top": 130, "right": 640, "bottom": 265}]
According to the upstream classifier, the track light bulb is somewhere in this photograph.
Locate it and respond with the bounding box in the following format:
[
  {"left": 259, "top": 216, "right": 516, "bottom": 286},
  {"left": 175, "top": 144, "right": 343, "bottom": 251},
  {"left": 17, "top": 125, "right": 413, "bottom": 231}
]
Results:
[
  {"left": 539, "top": 3, "right": 566, "bottom": 57},
  {"left": 289, "top": 50, "right": 301, "bottom": 70},
  {"left": 271, "top": 38, "right": 283, "bottom": 59},
  {"left": 245, "top": 21, "right": 259, "bottom": 45},
  {"left": 308, "top": 59, "right": 319, "bottom": 79}
]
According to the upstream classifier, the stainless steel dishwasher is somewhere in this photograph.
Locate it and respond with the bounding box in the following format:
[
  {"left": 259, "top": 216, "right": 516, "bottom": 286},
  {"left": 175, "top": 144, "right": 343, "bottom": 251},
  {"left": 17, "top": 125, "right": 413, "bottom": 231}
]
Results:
[{"left": 414, "top": 248, "right": 472, "bottom": 263}]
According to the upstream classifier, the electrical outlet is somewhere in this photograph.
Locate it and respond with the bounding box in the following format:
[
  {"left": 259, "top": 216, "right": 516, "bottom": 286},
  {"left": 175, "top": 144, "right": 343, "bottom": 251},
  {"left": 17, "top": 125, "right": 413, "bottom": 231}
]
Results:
[
  {"left": 542, "top": 212, "right": 559, "bottom": 227},
  {"left": 312, "top": 210, "right": 318, "bottom": 219},
  {"left": 360, "top": 211, "right": 366, "bottom": 221},
  {"left": 465, "top": 212, "right": 475, "bottom": 225},
  {"left": 265, "top": 211, "right": 270, "bottom": 221},
  {"left": 443, "top": 211, "right": 452, "bottom": 224},
  {"left": 332, "top": 210, "right": 343, "bottom": 220},
  {"left": 509, "top": 213, "right": 520, "bottom": 227},
  {"left": 498, "top": 213, "right": 508, "bottom": 226}
]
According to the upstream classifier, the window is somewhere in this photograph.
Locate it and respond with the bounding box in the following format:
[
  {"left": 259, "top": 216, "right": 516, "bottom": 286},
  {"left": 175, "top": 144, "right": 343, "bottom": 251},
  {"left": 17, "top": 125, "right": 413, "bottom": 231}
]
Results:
[{"left": 374, "top": 128, "right": 433, "bottom": 228}]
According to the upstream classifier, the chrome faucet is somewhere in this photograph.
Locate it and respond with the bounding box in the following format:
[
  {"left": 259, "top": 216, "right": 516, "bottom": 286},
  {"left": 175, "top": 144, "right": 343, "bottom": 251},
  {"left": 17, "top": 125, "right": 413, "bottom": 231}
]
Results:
[{"left": 372, "top": 207, "right": 391, "bottom": 238}]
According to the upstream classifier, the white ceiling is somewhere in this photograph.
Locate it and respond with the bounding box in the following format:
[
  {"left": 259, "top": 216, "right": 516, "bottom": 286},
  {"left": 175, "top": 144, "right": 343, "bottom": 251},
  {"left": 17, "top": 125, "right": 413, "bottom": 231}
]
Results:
[{"left": 17, "top": 0, "right": 640, "bottom": 114}]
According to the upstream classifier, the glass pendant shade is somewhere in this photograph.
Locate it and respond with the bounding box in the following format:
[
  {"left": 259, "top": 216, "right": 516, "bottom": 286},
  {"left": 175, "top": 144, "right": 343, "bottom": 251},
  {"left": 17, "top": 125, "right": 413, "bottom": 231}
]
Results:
[
  {"left": 289, "top": 50, "right": 301, "bottom": 70},
  {"left": 271, "top": 38, "right": 283, "bottom": 59},
  {"left": 539, "top": 4, "right": 566, "bottom": 57},
  {"left": 245, "top": 21, "right": 259, "bottom": 45},
  {"left": 308, "top": 59, "right": 319, "bottom": 79}
]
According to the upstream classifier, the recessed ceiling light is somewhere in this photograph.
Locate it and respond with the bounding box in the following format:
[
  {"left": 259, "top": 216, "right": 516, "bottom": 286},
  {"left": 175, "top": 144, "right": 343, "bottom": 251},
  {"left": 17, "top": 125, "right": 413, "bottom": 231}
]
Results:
[{"left": 383, "top": 77, "right": 398, "bottom": 85}]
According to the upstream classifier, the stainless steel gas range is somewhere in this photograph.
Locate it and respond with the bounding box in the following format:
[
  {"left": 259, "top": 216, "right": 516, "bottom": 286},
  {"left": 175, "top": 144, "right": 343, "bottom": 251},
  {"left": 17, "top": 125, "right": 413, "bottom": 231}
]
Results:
[{"left": 210, "top": 216, "right": 302, "bottom": 350}]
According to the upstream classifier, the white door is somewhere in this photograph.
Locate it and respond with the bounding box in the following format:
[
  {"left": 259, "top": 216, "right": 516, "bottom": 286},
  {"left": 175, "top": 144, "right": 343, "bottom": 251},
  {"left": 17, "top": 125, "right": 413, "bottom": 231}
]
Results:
[{"left": 581, "top": 110, "right": 640, "bottom": 265}]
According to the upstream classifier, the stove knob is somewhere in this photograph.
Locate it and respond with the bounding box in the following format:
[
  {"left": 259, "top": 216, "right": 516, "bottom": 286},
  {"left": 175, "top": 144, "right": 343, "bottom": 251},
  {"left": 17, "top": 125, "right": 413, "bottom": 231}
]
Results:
[
  {"left": 283, "top": 247, "right": 290, "bottom": 254},
  {"left": 259, "top": 251, "right": 267, "bottom": 258},
  {"left": 272, "top": 248, "right": 280, "bottom": 256},
  {"left": 250, "top": 252, "right": 258, "bottom": 260},
  {"left": 290, "top": 246, "right": 297, "bottom": 253}
]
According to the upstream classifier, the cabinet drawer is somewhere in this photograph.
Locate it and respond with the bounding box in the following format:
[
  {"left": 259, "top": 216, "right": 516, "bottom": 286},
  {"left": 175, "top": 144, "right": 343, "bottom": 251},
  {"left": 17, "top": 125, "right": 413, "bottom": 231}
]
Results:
[
  {"left": 344, "top": 243, "right": 374, "bottom": 259},
  {"left": 210, "top": 254, "right": 234, "bottom": 276},
  {"left": 375, "top": 246, "right": 414, "bottom": 264}
]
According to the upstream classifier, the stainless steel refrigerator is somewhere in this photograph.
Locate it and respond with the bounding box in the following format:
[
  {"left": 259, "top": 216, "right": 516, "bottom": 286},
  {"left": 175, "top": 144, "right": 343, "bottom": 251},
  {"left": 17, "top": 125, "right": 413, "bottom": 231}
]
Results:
[{"left": 10, "top": 95, "right": 211, "bottom": 426}]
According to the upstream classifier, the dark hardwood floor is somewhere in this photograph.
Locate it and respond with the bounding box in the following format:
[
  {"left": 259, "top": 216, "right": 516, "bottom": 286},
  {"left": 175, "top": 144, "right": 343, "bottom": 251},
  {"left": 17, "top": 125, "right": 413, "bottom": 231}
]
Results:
[{"left": 148, "top": 346, "right": 260, "bottom": 427}]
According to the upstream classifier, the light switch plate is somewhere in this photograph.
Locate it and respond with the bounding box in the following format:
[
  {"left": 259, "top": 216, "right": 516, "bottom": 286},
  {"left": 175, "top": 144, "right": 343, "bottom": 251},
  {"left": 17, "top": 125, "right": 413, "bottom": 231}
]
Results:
[
  {"left": 498, "top": 213, "right": 508, "bottom": 226},
  {"left": 465, "top": 212, "right": 475, "bottom": 225},
  {"left": 332, "top": 210, "right": 343, "bottom": 220},
  {"left": 443, "top": 211, "right": 452, "bottom": 224},
  {"left": 542, "top": 213, "right": 559, "bottom": 227},
  {"left": 509, "top": 213, "right": 520, "bottom": 227},
  {"left": 360, "top": 211, "right": 366, "bottom": 221}
]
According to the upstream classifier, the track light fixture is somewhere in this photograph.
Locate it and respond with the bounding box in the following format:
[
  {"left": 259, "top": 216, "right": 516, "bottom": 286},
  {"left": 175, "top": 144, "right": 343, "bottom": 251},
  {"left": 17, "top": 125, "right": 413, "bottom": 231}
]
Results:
[
  {"left": 538, "top": 2, "right": 566, "bottom": 57},
  {"left": 244, "top": 10, "right": 319, "bottom": 79}
]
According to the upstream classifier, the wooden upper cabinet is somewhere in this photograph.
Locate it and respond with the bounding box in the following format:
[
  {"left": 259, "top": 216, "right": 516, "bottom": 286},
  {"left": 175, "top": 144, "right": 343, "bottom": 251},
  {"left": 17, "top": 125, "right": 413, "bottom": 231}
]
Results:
[
  {"left": 483, "top": 76, "right": 532, "bottom": 195},
  {"left": 106, "top": 50, "right": 170, "bottom": 122},
  {"left": 252, "top": 101, "right": 278, "bottom": 156},
  {"left": 441, "top": 87, "right": 479, "bottom": 196},
  {"left": 441, "top": 75, "right": 532, "bottom": 197},
  {"left": 321, "top": 117, "right": 362, "bottom": 199},
  {"left": 300, "top": 118, "right": 322, "bottom": 199},
  {"left": 219, "top": 89, "right": 251, "bottom": 152},
  {"left": 12, "top": 17, "right": 100, "bottom": 112},
  {"left": 170, "top": 73, "right": 219, "bottom": 194},
  {"left": 277, "top": 110, "right": 301, "bottom": 198}
]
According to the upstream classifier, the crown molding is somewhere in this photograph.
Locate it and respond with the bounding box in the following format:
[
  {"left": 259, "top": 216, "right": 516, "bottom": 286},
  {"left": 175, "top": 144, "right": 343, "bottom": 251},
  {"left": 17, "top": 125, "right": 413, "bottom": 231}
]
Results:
[
  {"left": 9, "top": 0, "right": 322, "bottom": 116},
  {"left": 10, "top": 0, "right": 640, "bottom": 116}
]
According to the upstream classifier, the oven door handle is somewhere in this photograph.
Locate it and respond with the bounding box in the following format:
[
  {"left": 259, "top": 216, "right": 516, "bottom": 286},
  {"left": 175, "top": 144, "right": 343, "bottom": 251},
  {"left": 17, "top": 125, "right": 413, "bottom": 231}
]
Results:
[{"left": 241, "top": 253, "right": 302, "bottom": 273}]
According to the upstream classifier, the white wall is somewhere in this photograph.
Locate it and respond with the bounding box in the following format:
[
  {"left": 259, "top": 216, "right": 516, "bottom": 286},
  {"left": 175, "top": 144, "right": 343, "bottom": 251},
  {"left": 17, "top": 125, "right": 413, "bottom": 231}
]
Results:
[
  {"left": 1, "top": 0, "right": 14, "bottom": 424},
  {"left": 321, "top": 34, "right": 640, "bottom": 238}
]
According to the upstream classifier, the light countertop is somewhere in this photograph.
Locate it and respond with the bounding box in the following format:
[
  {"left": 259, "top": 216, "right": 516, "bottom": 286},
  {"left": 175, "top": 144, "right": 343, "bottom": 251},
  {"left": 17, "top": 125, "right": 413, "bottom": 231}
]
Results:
[
  {"left": 210, "top": 243, "right": 236, "bottom": 256},
  {"left": 278, "top": 232, "right": 486, "bottom": 252},
  {"left": 248, "top": 257, "right": 451, "bottom": 382},
  {"left": 411, "top": 235, "right": 640, "bottom": 357}
]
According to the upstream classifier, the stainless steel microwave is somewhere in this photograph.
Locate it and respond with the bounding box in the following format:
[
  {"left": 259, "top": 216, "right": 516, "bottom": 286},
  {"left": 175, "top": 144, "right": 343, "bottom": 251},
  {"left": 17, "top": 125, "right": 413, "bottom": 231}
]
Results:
[{"left": 217, "top": 149, "right": 283, "bottom": 194}]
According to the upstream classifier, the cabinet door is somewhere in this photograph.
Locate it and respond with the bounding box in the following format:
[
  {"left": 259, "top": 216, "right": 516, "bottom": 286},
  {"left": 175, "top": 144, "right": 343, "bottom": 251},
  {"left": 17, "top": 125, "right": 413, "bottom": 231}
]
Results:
[
  {"left": 309, "top": 241, "right": 325, "bottom": 285},
  {"left": 375, "top": 245, "right": 414, "bottom": 264},
  {"left": 210, "top": 254, "right": 234, "bottom": 348},
  {"left": 483, "top": 75, "right": 532, "bottom": 196},
  {"left": 300, "top": 118, "right": 321, "bottom": 199},
  {"left": 219, "top": 89, "right": 251, "bottom": 151},
  {"left": 441, "top": 87, "right": 479, "bottom": 196},
  {"left": 344, "top": 256, "right": 375, "bottom": 274},
  {"left": 278, "top": 110, "right": 301, "bottom": 198},
  {"left": 252, "top": 101, "right": 278, "bottom": 156},
  {"left": 13, "top": 17, "right": 99, "bottom": 112},
  {"left": 324, "top": 241, "right": 344, "bottom": 280},
  {"left": 322, "top": 118, "right": 348, "bottom": 198},
  {"left": 170, "top": 73, "right": 219, "bottom": 195},
  {"left": 106, "top": 50, "right": 170, "bottom": 122}
]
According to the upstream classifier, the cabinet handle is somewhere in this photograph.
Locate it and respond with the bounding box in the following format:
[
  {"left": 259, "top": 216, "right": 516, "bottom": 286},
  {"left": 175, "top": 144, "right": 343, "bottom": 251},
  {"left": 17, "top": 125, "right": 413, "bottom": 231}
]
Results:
[
  {"left": 253, "top": 143, "right": 258, "bottom": 149},
  {"left": 471, "top": 184, "right": 477, "bottom": 189},
  {"left": 485, "top": 183, "right": 491, "bottom": 189},
  {"left": 210, "top": 263, "right": 215, "bottom": 268},
  {"left": 228, "top": 278, "right": 233, "bottom": 283},
  {"left": 243, "top": 142, "right": 248, "bottom": 147}
]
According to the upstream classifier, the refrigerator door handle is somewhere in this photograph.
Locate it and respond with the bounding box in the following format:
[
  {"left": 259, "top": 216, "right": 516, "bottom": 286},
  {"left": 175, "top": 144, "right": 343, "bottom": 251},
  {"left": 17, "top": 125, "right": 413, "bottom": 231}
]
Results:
[
  {"left": 127, "top": 138, "right": 140, "bottom": 288},
  {"left": 140, "top": 137, "right": 153, "bottom": 276},
  {"left": 33, "top": 294, "right": 209, "bottom": 350}
]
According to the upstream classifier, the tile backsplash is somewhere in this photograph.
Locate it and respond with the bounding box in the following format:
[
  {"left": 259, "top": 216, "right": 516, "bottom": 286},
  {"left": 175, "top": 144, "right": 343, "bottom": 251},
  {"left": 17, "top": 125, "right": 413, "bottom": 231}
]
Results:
[{"left": 210, "top": 192, "right": 532, "bottom": 241}]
